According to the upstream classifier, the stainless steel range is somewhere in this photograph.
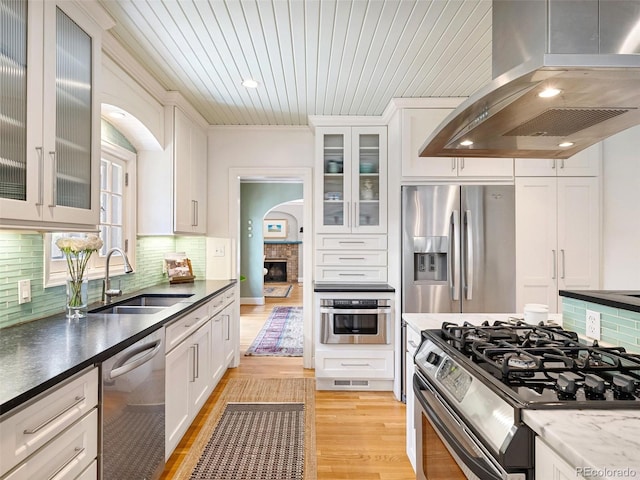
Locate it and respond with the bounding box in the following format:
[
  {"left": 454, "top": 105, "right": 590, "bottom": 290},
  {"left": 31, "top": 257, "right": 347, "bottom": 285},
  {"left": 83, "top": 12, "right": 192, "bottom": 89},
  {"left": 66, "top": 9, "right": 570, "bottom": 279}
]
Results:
[{"left": 413, "top": 321, "right": 640, "bottom": 480}]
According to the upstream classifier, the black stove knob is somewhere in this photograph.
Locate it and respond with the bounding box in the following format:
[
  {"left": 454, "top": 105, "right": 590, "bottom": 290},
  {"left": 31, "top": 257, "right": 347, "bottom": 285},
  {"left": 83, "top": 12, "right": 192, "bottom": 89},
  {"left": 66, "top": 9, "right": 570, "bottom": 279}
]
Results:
[
  {"left": 584, "top": 374, "right": 606, "bottom": 396},
  {"left": 557, "top": 372, "right": 580, "bottom": 396},
  {"left": 612, "top": 374, "right": 636, "bottom": 396},
  {"left": 426, "top": 351, "right": 441, "bottom": 366}
]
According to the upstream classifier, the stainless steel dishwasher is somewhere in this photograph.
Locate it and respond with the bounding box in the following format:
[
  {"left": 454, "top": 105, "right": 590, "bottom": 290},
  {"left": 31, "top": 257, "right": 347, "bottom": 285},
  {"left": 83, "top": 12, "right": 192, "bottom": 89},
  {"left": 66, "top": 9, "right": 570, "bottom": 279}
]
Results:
[{"left": 101, "top": 328, "right": 165, "bottom": 480}]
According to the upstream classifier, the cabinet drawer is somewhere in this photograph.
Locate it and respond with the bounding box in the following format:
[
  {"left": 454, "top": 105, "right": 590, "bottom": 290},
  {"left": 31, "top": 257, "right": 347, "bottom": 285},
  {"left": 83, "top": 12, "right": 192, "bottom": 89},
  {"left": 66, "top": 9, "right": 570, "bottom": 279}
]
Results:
[
  {"left": 208, "top": 293, "right": 226, "bottom": 316},
  {"left": 2, "top": 409, "right": 98, "bottom": 480},
  {"left": 74, "top": 460, "right": 97, "bottom": 480},
  {"left": 316, "top": 350, "right": 394, "bottom": 379},
  {"left": 0, "top": 368, "right": 98, "bottom": 477},
  {"left": 165, "top": 303, "right": 210, "bottom": 352},
  {"left": 222, "top": 287, "right": 236, "bottom": 306},
  {"left": 315, "top": 266, "right": 387, "bottom": 283},
  {"left": 315, "top": 251, "right": 386, "bottom": 266},
  {"left": 317, "top": 235, "right": 387, "bottom": 250}
]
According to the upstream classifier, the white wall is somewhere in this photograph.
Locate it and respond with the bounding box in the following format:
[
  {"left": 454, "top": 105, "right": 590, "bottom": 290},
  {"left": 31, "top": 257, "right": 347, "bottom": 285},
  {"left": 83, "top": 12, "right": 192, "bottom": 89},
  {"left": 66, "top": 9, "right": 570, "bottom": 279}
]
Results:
[
  {"left": 601, "top": 125, "right": 640, "bottom": 289},
  {"left": 207, "top": 126, "right": 314, "bottom": 238}
]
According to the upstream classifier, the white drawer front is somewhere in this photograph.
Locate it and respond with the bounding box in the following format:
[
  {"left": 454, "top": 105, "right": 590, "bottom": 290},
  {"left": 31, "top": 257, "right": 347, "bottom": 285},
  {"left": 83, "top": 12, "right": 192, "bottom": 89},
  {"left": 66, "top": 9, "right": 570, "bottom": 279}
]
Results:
[
  {"left": 315, "top": 251, "right": 386, "bottom": 266},
  {"left": 165, "top": 302, "right": 210, "bottom": 352},
  {"left": 0, "top": 369, "right": 98, "bottom": 477},
  {"left": 315, "top": 266, "right": 387, "bottom": 283},
  {"left": 2, "top": 409, "right": 98, "bottom": 480},
  {"left": 209, "top": 292, "right": 227, "bottom": 316},
  {"left": 317, "top": 235, "right": 387, "bottom": 250},
  {"left": 315, "top": 350, "right": 394, "bottom": 379},
  {"left": 74, "top": 460, "right": 97, "bottom": 480}
]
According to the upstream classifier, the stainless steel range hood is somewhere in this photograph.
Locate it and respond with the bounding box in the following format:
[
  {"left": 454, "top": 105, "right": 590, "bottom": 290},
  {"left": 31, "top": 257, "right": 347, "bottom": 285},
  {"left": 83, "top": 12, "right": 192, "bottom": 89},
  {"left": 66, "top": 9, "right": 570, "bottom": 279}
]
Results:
[{"left": 420, "top": 0, "right": 640, "bottom": 159}]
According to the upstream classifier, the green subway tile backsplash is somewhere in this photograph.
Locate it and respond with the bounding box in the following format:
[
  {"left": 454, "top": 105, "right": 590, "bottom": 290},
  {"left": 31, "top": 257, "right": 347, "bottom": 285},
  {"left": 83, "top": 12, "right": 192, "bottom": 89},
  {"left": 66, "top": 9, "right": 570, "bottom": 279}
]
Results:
[
  {"left": 562, "top": 297, "right": 640, "bottom": 353},
  {"left": 0, "top": 232, "right": 206, "bottom": 329}
]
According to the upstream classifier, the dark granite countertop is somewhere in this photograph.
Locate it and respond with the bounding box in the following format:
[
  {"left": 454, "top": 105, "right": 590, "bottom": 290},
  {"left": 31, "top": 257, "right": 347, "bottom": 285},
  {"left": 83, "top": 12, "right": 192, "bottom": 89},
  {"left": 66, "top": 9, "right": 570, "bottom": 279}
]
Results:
[
  {"left": 559, "top": 290, "right": 640, "bottom": 313},
  {"left": 0, "top": 279, "right": 236, "bottom": 416},
  {"left": 313, "top": 282, "right": 395, "bottom": 293}
]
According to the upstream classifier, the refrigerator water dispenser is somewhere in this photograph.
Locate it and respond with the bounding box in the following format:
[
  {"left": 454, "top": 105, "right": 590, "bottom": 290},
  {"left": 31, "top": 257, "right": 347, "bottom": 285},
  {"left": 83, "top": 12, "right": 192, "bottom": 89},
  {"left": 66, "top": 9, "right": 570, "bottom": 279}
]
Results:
[{"left": 413, "top": 237, "right": 448, "bottom": 282}]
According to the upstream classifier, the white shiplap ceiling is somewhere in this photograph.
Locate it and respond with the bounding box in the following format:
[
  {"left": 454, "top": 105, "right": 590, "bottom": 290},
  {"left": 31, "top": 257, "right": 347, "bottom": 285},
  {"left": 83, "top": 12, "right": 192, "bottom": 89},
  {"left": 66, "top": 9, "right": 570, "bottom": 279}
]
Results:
[{"left": 99, "top": 0, "right": 493, "bottom": 126}]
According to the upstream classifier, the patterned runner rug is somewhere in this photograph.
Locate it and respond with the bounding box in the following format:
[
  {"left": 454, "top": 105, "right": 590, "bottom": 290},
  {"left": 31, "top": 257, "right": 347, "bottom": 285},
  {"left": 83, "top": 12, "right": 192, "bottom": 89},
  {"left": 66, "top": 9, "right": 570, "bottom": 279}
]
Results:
[
  {"left": 245, "top": 306, "right": 303, "bottom": 356},
  {"left": 190, "top": 403, "right": 304, "bottom": 480},
  {"left": 172, "top": 378, "right": 316, "bottom": 480},
  {"left": 263, "top": 284, "right": 292, "bottom": 298}
]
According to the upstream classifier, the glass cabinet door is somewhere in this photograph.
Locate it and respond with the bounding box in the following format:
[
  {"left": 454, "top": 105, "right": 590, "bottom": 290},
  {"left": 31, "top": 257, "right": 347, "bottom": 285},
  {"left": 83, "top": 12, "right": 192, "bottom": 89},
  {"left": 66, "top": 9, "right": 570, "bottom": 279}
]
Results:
[
  {"left": 0, "top": 0, "right": 28, "bottom": 202},
  {"left": 54, "top": 6, "right": 92, "bottom": 210},
  {"left": 355, "top": 133, "right": 381, "bottom": 228},
  {"left": 321, "top": 132, "right": 350, "bottom": 228}
]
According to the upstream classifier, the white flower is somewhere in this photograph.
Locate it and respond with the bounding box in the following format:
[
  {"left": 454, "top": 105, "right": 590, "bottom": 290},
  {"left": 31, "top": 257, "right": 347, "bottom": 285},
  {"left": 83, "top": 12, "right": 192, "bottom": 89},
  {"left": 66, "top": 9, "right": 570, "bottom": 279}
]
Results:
[{"left": 56, "top": 234, "right": 104, "bottom": 282}]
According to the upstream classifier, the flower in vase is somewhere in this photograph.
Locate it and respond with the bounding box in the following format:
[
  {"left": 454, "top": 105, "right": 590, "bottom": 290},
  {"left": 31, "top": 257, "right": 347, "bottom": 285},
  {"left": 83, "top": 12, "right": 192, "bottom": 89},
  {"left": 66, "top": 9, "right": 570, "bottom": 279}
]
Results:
[{"left": 56, "top": 234, "right": 103, "bottom": 308}]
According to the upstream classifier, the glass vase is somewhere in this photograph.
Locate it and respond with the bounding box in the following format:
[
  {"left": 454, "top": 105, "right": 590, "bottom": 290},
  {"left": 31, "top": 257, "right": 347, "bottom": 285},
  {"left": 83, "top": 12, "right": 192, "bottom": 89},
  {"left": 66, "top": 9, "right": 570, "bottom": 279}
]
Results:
[{"left": 66, "top": 277, "right": 88, "bottom": 319}]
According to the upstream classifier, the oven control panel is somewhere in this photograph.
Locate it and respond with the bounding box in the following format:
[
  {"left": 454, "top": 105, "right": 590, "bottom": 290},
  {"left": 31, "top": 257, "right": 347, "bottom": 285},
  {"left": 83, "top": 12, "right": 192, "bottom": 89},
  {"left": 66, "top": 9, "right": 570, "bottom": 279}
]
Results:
[{"left": 436, "top": 358, "right": 472, "bottom": 403}]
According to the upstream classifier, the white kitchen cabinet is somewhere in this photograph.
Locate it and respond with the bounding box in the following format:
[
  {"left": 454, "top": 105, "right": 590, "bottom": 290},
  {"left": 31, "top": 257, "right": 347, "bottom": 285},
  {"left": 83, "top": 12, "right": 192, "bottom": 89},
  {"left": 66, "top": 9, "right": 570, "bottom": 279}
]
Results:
[
  {"left": 515, "top": 143, "right": 601, "bottom": 177},
  {"left": 0, "top": 368, "right": 98, "bottom": 479},
  {"left": 210, "top": 308, "right": 226, "bottom": 385},
  {"left": 516, "top": 177, "right": 600, "bottom": 313},
  {"left": 138, "top": 103, "right": 207, "bottom": 235},
  {"left": 0, "top": 1, "right": 104, "bottom": 230},
  {"left": 405, "top": 325, "right": 421, "bottom": 473},
  {"left": 400, "top": 109, "right": 513, "bottom": 179},
  {"left": 535, "top": 437, "right": 586, "bottom": 480},
  {"left": 173, "top": 107, "right": 207, "bottom": 234},
  {"left": 165, "top": 301, "right": 213, "bottom": 458},
  {"left": 314, "top": 234, "right": 388, "bottom": 283},
  {"left": 315, "top": 126, "right": 387, "bottom": 234},
  {"left": 315, "top": 349, "right": 394, "bottom": 390}
]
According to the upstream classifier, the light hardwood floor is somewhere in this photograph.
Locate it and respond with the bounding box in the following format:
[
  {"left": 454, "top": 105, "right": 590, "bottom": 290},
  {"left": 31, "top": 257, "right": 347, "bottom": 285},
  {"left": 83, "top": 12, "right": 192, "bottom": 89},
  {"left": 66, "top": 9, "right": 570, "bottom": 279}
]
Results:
[{"left": 162, "top": 283, "right": 415, "bottom": 480}]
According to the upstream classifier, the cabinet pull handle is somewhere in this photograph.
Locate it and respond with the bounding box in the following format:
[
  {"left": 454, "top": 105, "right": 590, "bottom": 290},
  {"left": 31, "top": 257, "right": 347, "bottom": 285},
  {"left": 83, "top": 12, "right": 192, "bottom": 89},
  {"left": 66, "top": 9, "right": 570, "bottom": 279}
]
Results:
[
  {"left": 23, "top": 395, "right": 85, "bottom": 434},
  {"left": 560, "top": 159, "right": 565, "bottom": 169},
  {"left": 345, "top": 201, "right": 350, "bottom": 227},
  {"left": 340, "top": 362, "right": 370, "bottom": 367},
  {"left": 48, "top": 151, "right": 57, "bottom": 207},
  {"left": 551, "top": 159, "right": 556, "bottom": 170},
  {"left": 225, "top": 315, "right": 230, "bottom": 340},
  {"left": 460, "top": 158, "right": 465, "bottom": 170},
  {"left": 338, "top": 257, "right": 366, "bottom": 260},
  {"left": 552, "top": 250, "right": 557, "bottom": 280},
  {"left": 561, "top": 249, "right": 566, "bottom": 279},
  {"left": 190, "top": 345, "right": 197, "bottom": 382},
  {"left": 338, "top": 241, "right": 366, "bottom": 244},
  {"left": 408, "top": 340, "right": 418, "bottom": 348},
  {"left": 338, "top": 273, "right": 366, "bottom": 276},
  {"left": 451, "top": 158, "right": 456, "bottom": 171},
  {"left": 36, "top": 147, "right": 44, "bottom": 206},
  {"left": 192, "top": 200, "right": 198, "bottom": 226},
  {"left": 47, "top": 447, "right": 85, "bottom": 480},
  {"left": 354, "top": 201, "right": 359, "bottom": 228}
]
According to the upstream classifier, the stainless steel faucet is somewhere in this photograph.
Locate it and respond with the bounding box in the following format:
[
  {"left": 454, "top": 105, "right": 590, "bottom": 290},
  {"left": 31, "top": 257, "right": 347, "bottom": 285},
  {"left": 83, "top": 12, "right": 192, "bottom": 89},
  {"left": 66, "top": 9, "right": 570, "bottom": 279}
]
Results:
[{"left": 102, "top": 247, "right": 134, "bottom": 304}]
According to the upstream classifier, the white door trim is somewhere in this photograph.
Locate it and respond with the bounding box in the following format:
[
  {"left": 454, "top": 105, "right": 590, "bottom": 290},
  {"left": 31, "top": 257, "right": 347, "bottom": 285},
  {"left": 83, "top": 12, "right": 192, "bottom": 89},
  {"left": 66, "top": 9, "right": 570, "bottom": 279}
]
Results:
[{"left": 229, "top": 167, "right": 314, "bottom": 369}]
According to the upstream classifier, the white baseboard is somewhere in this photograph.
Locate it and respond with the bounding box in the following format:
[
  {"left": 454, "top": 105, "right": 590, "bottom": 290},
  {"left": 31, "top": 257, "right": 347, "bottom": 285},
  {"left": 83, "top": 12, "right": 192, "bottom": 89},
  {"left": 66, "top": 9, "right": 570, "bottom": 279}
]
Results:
[{"left": 240, "top": 296, "right": 265, "bottom": 305}]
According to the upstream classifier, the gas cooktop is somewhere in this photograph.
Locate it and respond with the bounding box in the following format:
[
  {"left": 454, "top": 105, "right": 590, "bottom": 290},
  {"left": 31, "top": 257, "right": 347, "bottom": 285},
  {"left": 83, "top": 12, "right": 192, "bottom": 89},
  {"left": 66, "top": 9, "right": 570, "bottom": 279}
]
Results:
[{"left": 418, "top": 320, "right": 640, "bottom": 409}]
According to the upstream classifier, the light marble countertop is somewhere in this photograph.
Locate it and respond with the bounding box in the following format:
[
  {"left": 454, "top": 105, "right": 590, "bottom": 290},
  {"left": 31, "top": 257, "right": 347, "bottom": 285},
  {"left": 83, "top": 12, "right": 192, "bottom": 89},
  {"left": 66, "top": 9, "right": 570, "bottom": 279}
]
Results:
[{"left": 403, "top": 313, "right": 640, "bottom": 480}]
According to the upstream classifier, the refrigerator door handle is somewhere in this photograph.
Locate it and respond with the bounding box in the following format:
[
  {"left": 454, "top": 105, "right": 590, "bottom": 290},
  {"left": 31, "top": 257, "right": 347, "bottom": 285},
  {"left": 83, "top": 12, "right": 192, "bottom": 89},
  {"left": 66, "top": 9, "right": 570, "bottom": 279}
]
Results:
[
  {"left": 450, "top": 210, "right": 461, "bottom": 301},
  {"left": 464, "top": 209, "right": 473, "bottom": 300}
]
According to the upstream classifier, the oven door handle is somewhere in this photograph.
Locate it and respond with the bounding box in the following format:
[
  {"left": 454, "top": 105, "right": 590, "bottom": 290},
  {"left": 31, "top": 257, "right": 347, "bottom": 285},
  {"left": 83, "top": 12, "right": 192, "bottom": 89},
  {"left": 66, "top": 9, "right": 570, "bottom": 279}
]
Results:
[
  {"left": 414, "top": 375, "right": 506, "bottom": 480},
  {"left": 319, "top": 307, "right": 390, "bottom": 315}
]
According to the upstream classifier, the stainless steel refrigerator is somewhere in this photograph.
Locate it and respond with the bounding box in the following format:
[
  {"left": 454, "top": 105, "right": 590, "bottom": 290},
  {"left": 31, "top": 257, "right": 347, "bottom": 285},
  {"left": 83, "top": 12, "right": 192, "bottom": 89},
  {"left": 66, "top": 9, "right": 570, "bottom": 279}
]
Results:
[{"left": 401, "top": 184, "right": 516, "bottom": 399}]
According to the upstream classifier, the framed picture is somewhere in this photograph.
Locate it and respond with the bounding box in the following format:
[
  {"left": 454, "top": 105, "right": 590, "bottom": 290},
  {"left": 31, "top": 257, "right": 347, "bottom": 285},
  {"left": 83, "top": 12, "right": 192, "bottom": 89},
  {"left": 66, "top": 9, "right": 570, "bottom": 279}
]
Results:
[{"left": 263, "top": 219, "right": 287, "bottom": 238}]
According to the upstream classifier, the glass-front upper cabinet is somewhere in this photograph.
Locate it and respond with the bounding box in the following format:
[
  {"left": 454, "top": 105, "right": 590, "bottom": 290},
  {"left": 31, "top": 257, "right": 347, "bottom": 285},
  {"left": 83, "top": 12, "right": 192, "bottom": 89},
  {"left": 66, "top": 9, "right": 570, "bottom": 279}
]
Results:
[
  {"left": 0, "top": 0, "right": 102, "bottom": 229},
  {"left": 315, "top": 126, "right": 387, "bottom": 234}
]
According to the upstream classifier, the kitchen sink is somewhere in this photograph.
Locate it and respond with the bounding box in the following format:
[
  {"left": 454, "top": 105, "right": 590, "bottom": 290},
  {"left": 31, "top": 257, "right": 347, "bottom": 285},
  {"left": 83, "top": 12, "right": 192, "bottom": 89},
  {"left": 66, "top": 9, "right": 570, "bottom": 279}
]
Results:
[{"left": 89, "top": 293, "right": 193, "bottom": 315}]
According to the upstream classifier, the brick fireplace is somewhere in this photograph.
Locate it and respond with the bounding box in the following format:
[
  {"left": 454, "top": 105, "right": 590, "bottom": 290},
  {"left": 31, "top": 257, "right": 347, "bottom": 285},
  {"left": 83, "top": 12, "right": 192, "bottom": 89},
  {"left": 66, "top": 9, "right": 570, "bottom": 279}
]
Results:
[{"left": 263, "top": 242, "right": 299, "bottom": 283}]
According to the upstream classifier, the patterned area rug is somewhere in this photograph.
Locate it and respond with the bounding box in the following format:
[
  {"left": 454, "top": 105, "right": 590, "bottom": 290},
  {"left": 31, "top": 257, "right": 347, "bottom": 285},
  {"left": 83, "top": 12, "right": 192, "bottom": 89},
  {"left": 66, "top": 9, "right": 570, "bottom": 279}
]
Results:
[
  {"left": 245, "top": 306, "right": 303, "bottom": 356},
  {"left": 190, "top": 403, "right": 304, "bottom": 480},
  {"left": 263, "top": 284, "right": 292, "bottom": 298},
  {"left": 172, "top": 378, "right": 316, "bottom": 480}
]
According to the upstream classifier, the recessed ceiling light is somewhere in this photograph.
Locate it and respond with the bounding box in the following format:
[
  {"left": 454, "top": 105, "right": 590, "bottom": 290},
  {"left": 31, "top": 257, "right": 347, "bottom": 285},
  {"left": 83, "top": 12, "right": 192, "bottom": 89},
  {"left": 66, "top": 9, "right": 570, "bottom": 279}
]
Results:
[
  {"left": 109, "top": 111, "right": 126, "bottom": 119},
  {"left": 242, "top": 79, "right": 260, "bottom": 89},
  {"left": 460, "top": 140, "right": 474, "bottom": 146},
  {"left": 558, "top": 141, "right": 574, "bottom": 148},
  {"left": 539, "top": 88, "right": 562, "bottom": 98}
]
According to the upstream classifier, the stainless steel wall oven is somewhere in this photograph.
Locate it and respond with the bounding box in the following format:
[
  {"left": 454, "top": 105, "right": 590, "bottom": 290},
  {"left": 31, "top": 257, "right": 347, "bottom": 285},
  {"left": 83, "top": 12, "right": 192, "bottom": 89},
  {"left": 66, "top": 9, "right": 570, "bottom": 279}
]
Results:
[{"left": 320, "top": 298, "right": 391, "bottom": 344}]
